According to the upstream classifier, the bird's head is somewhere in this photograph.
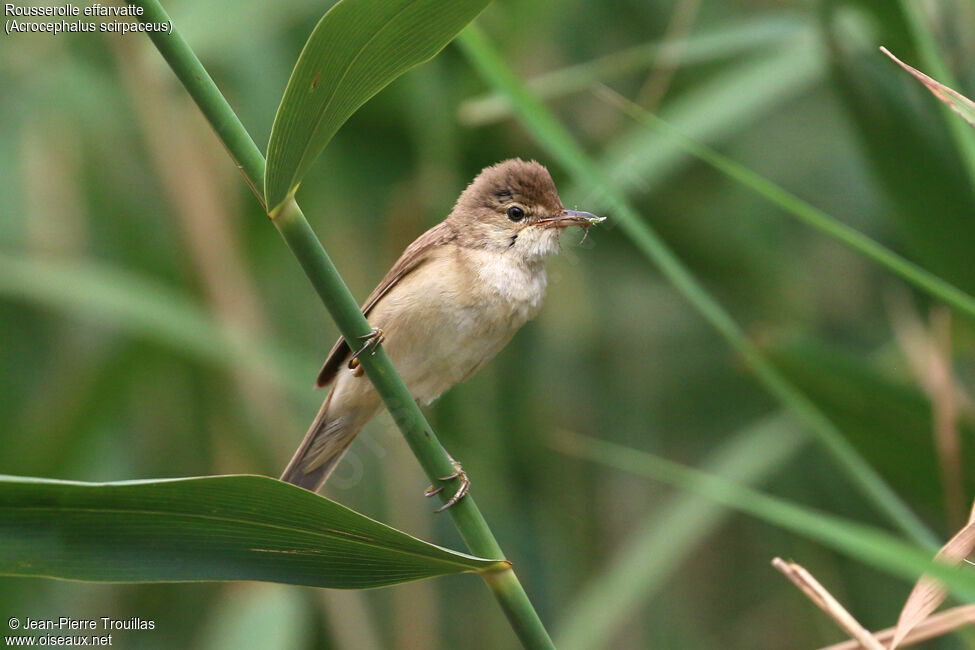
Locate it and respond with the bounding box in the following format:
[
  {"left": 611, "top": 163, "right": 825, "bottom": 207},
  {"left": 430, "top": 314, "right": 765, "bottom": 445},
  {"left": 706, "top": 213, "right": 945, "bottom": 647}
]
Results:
[{"left": 450, "top": 158, "right": 602, "bottom": 263}]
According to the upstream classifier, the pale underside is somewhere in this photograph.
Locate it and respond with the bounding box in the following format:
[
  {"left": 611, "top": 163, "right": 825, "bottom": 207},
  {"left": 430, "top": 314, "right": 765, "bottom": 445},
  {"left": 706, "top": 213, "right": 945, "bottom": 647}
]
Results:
[{"left": 304, "top": 234, "right": 553, "bottom": 469}]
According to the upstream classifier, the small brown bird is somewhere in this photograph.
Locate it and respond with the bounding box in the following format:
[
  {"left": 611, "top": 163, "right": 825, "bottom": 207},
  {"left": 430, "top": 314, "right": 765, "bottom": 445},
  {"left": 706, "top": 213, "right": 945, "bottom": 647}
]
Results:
[{"left": 280, "top": 159, "right": 602, "bottom": 508}]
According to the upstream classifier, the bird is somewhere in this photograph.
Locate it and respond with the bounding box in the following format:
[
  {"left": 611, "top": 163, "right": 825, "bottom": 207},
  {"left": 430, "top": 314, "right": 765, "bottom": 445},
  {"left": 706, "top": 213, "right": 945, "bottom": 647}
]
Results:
[{"left": 280, "top": 158, "right": 603, "bottom": 509}]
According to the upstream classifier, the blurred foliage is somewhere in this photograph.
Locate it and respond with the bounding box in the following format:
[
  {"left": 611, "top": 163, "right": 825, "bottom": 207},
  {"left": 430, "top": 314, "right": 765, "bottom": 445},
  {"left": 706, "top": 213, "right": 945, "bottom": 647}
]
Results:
[{"left": 2, "top": 0, "right": 975, "bottom": 647}]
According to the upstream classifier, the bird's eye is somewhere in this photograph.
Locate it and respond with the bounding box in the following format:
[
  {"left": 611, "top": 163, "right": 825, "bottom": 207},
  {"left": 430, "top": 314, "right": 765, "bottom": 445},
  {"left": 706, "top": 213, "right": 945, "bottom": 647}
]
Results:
[{"left": 506, "top": 205, "right": 525, "bottom": 222}]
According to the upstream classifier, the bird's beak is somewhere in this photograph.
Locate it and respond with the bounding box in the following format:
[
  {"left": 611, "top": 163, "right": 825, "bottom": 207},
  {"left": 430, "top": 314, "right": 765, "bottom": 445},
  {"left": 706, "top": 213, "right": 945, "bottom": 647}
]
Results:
[{"left": 535, "top": 209, "right": 606, "bottom": 229}]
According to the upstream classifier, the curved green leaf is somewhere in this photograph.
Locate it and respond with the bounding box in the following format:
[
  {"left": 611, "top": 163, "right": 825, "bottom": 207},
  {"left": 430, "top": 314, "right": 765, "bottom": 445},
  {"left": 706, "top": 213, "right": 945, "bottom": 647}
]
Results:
[
  {"left": 552, "top": 432, "right": 975, "bottom": 601},
  {"left": 264, "top": 0, "right": 490, "bottom": 212},
  {"left": 0, "top": 475, "right": 505, "bottom": 588}
]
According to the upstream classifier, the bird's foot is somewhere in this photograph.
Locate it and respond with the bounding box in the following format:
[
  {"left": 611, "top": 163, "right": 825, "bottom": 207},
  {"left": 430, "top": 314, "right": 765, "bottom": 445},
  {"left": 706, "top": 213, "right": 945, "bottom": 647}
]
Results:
[
  {"left": 425, "top": 457, "right": 471, "bottom": 513},
  {"left": 348, "top": 327, "right": 385, "bottom": 373}
]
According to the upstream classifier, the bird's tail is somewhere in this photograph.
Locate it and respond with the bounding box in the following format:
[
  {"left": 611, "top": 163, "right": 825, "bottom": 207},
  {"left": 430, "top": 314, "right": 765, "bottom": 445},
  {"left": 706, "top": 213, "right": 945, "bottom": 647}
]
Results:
[{"left": 280, "top": 390, "right": 369, "bottom": 493}]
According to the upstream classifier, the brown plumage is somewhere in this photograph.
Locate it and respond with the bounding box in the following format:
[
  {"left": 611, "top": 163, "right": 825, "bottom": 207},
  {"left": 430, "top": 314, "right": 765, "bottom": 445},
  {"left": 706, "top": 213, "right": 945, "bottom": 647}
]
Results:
[
  {"left": 315, "top": 224, "right": 457, "bottom": 388},
  {"left": 281, "top": 159, "right": 598, "bottom": 494}
]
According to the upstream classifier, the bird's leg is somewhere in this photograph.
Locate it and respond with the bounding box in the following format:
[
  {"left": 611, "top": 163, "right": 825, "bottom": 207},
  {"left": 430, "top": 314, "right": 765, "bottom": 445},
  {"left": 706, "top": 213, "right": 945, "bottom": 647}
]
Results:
[
  {"left": 424, "top": 451, "right": 471, "bottom": 513},
  {"left": 348, "top": 327, "right": 385, "bottom": 373}
]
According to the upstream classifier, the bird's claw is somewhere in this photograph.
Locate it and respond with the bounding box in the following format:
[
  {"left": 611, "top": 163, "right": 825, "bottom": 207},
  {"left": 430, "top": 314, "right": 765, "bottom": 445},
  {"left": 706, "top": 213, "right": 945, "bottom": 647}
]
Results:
[
  {"left": 424, "top": 459, "right": 470, "bottom": 513},
  {"left": 348, "top": 327, "right": 384, "bottom": 371}
]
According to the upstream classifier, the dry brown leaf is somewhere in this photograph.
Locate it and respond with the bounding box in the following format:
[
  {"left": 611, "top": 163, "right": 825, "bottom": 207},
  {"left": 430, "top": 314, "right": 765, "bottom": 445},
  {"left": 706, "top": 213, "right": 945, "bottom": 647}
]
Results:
[
  {"left": 772, "top": 558, "right": 885, "bottom": 650},
  {"left": 820, "top": 604, "right": 975, "bottom": 650},
  {"left": 880, "top": 47, "right": 975, "bottom": 128},
  {"left": 888, "top": 301, "right": 965, "bottom": 529},
  {"left": 890, "top": 501, "right": 975, "bottom": 649}
]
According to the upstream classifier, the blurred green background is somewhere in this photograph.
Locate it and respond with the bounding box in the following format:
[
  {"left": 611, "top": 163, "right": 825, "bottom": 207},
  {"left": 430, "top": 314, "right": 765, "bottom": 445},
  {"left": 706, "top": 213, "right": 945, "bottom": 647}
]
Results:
[{"left": 2, "top": 0, "right": 975, "bottom": 647}]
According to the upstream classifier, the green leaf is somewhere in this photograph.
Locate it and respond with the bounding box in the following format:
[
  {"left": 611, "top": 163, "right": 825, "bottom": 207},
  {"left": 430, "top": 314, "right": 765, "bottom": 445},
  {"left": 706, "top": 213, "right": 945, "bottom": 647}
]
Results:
[
  {"left": 457, "top": 25, "right": 937, "bottom": 548},
  {"left": 594, "top": 87, "right": 975, "bottom": 325},
  {"left": 552, "top": 432, "right": 975, "bottom": 601},
  {"left": 458, "top": 14, "right": 808, "bottom": 125},
  {"left": 0, "top": 474, "right": 506, "bottom": 588},
  {"left": 881, "top": 47, "right": 975, "bottom": 129},
  {"left": 264, "top": 0, "right": 490, "bottom": 212},
  {"left": 765, "top": 337, "right": 975, "bottom": 511},
  {"left": 823, "top": 10, "right": 975, "bottom": 293},
  {"left": 555, "top": 414, "right": 808, "bottom": 650},
  {"left": 578, "top": 29, "right": 825, "bottom": 207},
  {"left": 892, "top": 0, "right": 975, "bottom": 191}
]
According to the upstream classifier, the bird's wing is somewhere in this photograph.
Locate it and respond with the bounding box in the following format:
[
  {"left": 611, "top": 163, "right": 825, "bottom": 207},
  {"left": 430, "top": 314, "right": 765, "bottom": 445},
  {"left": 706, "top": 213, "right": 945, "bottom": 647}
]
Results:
[{"left": 315, "top": 221, "right": 456, "bottom": 388}]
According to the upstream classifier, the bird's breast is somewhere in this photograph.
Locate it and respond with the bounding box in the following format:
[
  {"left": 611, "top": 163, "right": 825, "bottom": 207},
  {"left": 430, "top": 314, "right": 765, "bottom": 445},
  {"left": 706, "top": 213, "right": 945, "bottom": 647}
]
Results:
[
  {"left": 364, "top": 246, "right": 547, "bottom": 404},
  {"left": 468, "top": 247, "right": 548, "bottom": 320}
]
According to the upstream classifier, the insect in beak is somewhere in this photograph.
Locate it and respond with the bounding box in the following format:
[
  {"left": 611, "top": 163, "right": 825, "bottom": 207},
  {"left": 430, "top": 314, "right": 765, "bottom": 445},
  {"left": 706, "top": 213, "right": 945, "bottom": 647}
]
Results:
[{"left": 534, "top": 209, "right": 605, "bottom": 229}]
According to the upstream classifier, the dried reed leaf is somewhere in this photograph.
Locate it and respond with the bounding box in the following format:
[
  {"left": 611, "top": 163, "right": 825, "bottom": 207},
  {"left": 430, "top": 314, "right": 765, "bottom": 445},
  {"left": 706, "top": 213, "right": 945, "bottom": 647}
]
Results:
[
  {"left": 880, "top": 47, "right": 975, "bottom": 128},
  {"left": 890, "top": 501, "right": 975, "bottom": 649},
  {"left": 772, "top": 558, "right": 885, "bottom": 650},
  {"left": 889, "top": 301, "right": 965, "bottom": 528},
  {"left": 820, "top": 604, "right": 975, "bottom": 650}
]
